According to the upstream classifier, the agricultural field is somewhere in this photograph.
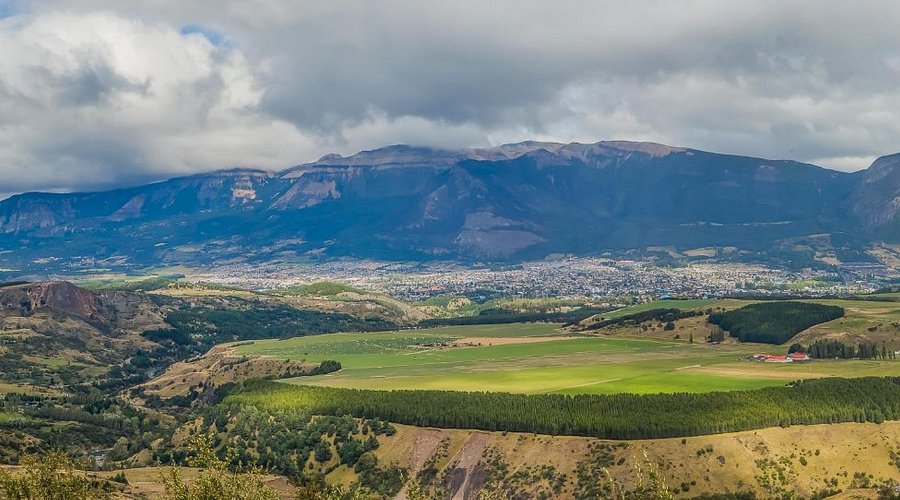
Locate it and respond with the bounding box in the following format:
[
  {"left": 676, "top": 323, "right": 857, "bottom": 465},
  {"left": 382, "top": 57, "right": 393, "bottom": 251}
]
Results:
[{"left": 235, "top": 320, "right": 900, "bottom": 395}]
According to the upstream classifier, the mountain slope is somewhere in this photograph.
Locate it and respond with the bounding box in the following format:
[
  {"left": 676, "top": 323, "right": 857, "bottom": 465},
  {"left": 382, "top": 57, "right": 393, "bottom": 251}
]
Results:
[
  {"left": 850, "top": 152, "right": 900, "bottom": 235},
  {"left": 0, "top": 140, "right": 895, "bottom": 272}
]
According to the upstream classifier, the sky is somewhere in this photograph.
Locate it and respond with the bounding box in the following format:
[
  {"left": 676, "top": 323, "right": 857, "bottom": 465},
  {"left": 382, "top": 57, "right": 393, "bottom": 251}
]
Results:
[{"left": 2, "top": 0, "right": 900, "bottom": 198}]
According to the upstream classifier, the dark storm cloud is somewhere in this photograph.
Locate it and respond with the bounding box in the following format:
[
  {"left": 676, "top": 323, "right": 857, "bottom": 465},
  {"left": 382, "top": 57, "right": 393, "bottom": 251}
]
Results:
[{"left": 2, "top": 0, "right": 900, "bottom": 196}]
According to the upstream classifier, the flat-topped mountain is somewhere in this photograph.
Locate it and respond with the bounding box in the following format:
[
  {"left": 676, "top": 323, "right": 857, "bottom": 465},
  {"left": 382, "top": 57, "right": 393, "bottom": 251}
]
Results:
[{"left": 0, "top": 140, "right": 896, "bottom": 272}]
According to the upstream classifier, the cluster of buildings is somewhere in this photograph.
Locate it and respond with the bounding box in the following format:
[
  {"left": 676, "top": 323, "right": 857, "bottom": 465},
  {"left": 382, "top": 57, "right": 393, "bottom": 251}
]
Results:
[
  {"left": 179, "top": 257, "right": 880, "bottom": 302},
  {"left": 752, "top": 352, "right": 811, "bottom": 363}
]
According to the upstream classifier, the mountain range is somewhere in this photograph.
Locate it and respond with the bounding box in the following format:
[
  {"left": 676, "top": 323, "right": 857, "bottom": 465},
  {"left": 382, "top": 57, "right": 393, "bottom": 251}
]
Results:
[{"left": 1, "top": 140, "right": 898, "bottom": 275}]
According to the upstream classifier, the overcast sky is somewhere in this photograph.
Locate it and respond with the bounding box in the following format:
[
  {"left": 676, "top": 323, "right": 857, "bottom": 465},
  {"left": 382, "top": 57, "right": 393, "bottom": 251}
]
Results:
[{"left": 2, "top": 0, "right": 900, "bottom": 197}]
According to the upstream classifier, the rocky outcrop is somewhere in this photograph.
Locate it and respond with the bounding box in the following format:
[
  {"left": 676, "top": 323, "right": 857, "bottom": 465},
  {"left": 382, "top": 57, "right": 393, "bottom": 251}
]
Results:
[
  {"left": 0, "top": 281, "right": 101, "bottom": 320},
  {"left": 850, "top": 153, "right": 900, "bottom": 230}
]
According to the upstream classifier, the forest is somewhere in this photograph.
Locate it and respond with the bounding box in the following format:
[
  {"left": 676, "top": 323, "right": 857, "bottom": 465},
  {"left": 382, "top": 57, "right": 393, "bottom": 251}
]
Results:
[
  {"left": 226, "top": 377, "right": 900, "bottom": 440},
  {"left": 792, "top": 339, "right": 897, "bottom": 360},
  {"left": 707, "top": 302, "right": 844, "bottom": 344},
  {"left": 142, "top": 304, "right": 397, "bottom": 353}
]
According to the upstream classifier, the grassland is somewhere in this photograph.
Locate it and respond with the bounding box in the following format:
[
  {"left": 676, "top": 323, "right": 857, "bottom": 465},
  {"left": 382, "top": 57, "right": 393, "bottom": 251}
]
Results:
[
  {"left": 235, "top": 321, "right": 900, "bottom": 395},
  {"left": 365, "top": 421, "right": 900, "bottom": 499}
]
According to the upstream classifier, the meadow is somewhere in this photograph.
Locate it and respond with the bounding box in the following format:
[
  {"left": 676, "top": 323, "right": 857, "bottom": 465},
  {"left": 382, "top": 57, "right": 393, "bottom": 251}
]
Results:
[{"left": 236, "top": 320, "right": 900, "bottom": 395}]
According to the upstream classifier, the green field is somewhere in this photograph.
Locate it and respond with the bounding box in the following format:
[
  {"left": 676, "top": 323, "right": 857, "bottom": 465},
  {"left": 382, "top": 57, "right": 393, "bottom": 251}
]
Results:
[{"left": 236, "top": 322, "right": 900, "bottom": 395}]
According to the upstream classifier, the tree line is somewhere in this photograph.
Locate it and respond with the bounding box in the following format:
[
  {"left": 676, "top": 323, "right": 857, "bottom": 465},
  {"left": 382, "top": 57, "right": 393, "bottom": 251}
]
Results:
[
  {"left": 584, "top": 308, "right": 705, "bottom": 331},
  {"left": 419, "top": 307, "right": 610, "bottom": 327},
  {"left": 708, "top": 302, "right": 844, "bottom": 344},
  {"left": 790, "top": 339, "right": 897, "bottom": 360},
  {"left": 142, "top": 304, "right": 397, "bottom": 352},
  {"left": 226, "top": 377, "right": 900, "bottom": 440}
]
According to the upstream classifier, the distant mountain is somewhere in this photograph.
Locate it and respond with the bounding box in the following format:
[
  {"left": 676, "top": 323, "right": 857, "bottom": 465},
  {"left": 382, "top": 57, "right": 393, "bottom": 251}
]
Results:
[{"left": 0, "top": 140, "right": 897, "bottom": 274}]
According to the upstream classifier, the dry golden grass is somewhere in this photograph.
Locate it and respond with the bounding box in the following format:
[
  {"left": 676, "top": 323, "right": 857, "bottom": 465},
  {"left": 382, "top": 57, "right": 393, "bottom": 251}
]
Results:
[
  {"left": 137, "top": 345, "right": 317, "bottom": 398},
  {"left": 373, "top": 421, "right": 900, "bottom": 498},
  {"left": 93, "top": 467, "right": 296, "bottom": 499}
]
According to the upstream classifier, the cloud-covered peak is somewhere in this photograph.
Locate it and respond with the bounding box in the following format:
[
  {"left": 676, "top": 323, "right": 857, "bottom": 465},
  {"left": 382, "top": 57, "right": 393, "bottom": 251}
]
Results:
[{"left": 2, "top": 1, "right": 900, "bottom": 197}]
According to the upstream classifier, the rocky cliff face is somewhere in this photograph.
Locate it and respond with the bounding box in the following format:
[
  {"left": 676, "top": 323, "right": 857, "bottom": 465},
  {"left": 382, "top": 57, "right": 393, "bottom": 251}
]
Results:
[
  {"left": 0, "top": 140, "right": 896, "bottom": 271},
  {"left": 851, "top": 153, "right": 900, "bottom": 230},
  {"left": 1, "top": 281, "right": 100, "bottom": 318},
  {"left": 0, "top": 281, "right": 172, "bottom": 334}
]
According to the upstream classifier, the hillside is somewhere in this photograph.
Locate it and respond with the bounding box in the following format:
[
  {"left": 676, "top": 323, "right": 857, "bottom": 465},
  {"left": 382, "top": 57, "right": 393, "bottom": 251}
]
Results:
[
  {"left": 1, "top": 140, "right": 898, "bottom": 274},
  {"left": 9, "top": 419, "right": 896, "bottom": 498},
  {"left": 3, "top": 281, "right": 900, "bottom": 497},
  {"left": 0, "top": 280, "right": 411, "bottom": 464},
  {"left": 0, "top": 281, "right": 170, "bottom": 389},
  {"left": 366, "top": 420, "right": 900, "bottom": 498}
]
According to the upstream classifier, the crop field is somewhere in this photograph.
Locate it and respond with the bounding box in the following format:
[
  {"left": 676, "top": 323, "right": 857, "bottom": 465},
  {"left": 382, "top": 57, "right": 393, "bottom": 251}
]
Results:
[{"left": 235, "top": 321, "right": 900, "bottom": 395}]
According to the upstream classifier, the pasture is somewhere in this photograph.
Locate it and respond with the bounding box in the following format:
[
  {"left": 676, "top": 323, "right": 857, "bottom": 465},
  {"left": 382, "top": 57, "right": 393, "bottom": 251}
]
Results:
[{"left": 235, "top": 321, "right": 900, "bottom": 395}]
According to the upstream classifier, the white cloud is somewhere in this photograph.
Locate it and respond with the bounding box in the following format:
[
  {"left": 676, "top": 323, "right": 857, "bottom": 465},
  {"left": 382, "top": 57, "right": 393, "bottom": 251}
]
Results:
[{"left": 3, "top": 1, "right": 900, "bottom": 195}]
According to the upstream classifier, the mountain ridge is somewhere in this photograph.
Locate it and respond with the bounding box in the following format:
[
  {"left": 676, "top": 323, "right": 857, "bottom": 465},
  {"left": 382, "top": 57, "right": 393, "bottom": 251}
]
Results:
[{"left": 0, "top": 140, "right": 897, "bottom": 273}]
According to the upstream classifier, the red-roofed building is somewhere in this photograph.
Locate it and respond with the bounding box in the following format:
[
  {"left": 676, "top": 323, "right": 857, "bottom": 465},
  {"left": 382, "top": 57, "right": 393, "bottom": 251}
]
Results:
[
  {"left": 790, "top": 352, "right": 810, "bottom": 362},
  {"left": 764, "top": 355, "right": 791, "bottom": 363}
]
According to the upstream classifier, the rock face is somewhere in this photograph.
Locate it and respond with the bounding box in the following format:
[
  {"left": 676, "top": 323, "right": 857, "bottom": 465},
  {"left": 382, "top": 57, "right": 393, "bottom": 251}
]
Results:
[
  {"left": 0, "top": 282, "right": 100, "bottom": 319},
  {"left": 0, "top": 140, "right": 897, "bottom": 271},
  {"left": 851, "top": 153, "right": 900, "bottom": 231}
]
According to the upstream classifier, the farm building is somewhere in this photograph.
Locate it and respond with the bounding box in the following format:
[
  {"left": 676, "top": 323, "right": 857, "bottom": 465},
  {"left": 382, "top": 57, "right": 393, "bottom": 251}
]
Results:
[{"left": 751, "top": 352, "right": 811, "bottom": 363}]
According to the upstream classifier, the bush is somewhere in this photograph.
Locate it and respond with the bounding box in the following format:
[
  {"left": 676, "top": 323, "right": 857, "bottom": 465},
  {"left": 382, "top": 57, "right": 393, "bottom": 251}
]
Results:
[
  {"left": 159, "top": 433, "right": 279, "bottom": 500},
  {"left": 0, "top": 451, "right": 105, "bottom": 499}
]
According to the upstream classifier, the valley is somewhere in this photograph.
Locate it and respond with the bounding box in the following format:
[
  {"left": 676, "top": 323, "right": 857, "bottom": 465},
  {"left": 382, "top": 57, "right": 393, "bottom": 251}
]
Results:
[
  {"left": 7, "top": 4, "right": 900, "bottom": 498},
  {"left": 2, "top": 278, "right": 900, "bottom": 498}
]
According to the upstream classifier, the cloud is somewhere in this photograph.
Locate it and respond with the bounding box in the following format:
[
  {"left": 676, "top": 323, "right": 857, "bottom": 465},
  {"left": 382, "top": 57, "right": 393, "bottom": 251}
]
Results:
[{"left": 2, "top": 1, "right": 900, "bottom": 196}]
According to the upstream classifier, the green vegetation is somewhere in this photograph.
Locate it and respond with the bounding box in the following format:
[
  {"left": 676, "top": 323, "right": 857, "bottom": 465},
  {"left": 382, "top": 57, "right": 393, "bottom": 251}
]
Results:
[
  {"left": 584, "top": 308, "right": 704, "bottom": 331},
  {"left": 418, "top": 296, "right": 612, "bottom": 327},
  {"left": 237, "top": 324, "right": 900, "bottom": 395},
  {"left": 227, "top": 377, "right": 900, "bottom": 440},
  {"left": 708, "top": 302, "right": 844, "bottom": 344},
  {"left": 600, "top": 299, "right": 716, "bottom": 320},
  {"left": 159, "top": 433, "right": 280, "bottom": 500},
  {"left": 77, "top": 275, "right": 181, "bottom": 292},
  {"left": 0, "top": 451, "right": 112, "bottom": 498},
  {"left": 274, "top": 281, "right": 368, "bottom": 297},
  {"left": 797, "top": 339, "right": 897, "bottom": 360},
  {"left": 0, "top": 391, "right": 176, "bottom": 463},
  {"left": 143, "top": 303, "right": 397, "bottom": 353},
  {"left": 419, "top": 306, "right": 608, "bottom": 326},
  {"left": 171, "top": 404, "right": 403, "bottom": 496}
]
